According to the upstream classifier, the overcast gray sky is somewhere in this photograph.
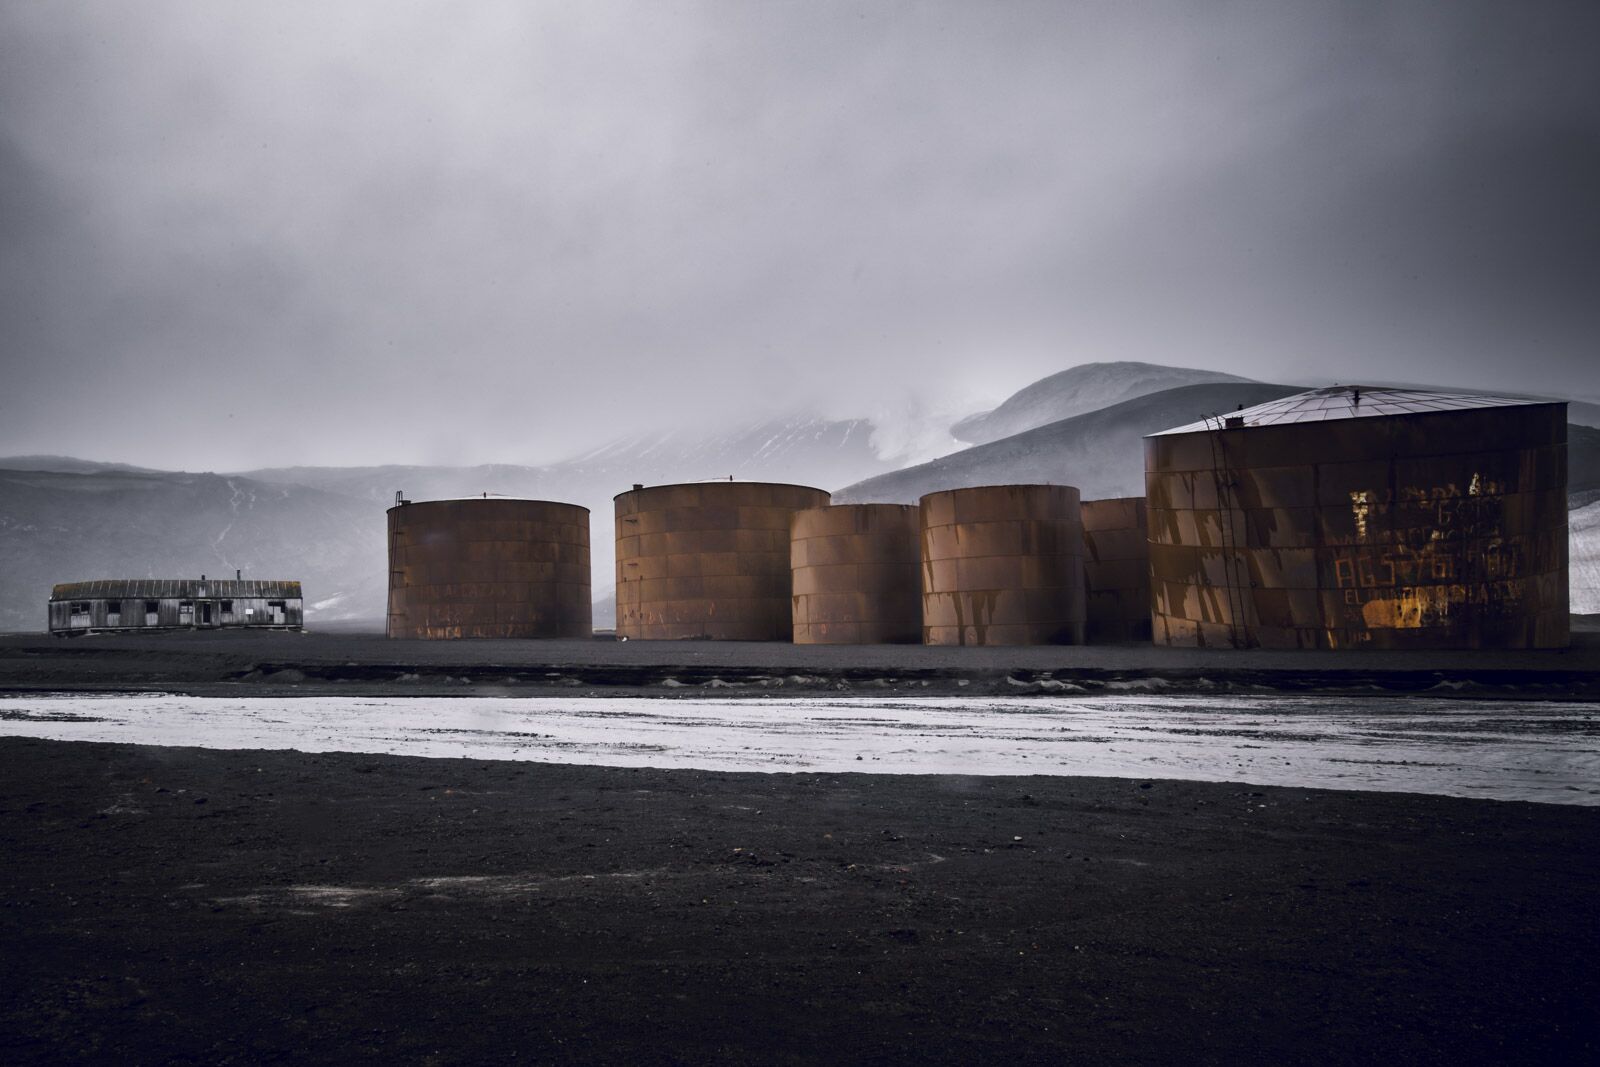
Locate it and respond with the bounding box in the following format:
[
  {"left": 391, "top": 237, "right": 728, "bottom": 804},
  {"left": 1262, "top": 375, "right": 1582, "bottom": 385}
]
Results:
[{"left": 2, "top": 1, "right": 1597, "bottom": 470}]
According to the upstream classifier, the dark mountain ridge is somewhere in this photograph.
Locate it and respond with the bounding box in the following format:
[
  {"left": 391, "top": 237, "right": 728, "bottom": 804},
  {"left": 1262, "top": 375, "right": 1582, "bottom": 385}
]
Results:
[
  {"left": 840, "top": 382, "right": 1301, "bottom": 504},
  {"left": 950, "top": 361, "right": 1255, "bottom": 445}
]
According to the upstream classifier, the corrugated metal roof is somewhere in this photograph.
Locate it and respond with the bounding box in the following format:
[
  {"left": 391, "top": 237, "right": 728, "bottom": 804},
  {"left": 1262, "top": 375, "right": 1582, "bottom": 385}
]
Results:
[
  {"left": 1150, "top": 386, "right": 1564, "bottom": 436},
  {"left": 50, "top": 579, "right": 302, "bottom": 601}
]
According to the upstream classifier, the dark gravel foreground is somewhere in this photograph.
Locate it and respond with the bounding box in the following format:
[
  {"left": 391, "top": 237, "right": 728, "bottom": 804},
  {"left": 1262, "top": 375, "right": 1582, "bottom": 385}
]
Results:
[{"left": 2, "top": 737, "right": 1596, "bottom": 1065}]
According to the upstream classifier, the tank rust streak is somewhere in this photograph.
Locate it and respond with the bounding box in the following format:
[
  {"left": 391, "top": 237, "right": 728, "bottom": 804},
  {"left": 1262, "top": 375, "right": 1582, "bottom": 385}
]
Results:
[
  {"left": 387, "top": 498, "right": 592, "bottom": 640},
  {"left": 1082, "top": 496, "right": 1152, "bottom": 643},
  {"left": 616, "top": 482, "right": 831, "bottom": 640},
  {"left": 919, "top": 484, "right": 1086, "bottom": 646},
  {"left": 791, "top": 504, "right": 922, "bottom": 644},
  {"left": 1145, "top": 389, "right": 1568, "bottom": 650}
]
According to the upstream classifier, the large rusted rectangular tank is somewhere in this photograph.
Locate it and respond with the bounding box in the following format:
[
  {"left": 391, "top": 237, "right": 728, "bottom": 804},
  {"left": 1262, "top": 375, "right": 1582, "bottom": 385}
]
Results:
[
  {"left": 615, "top": 481, "right": 831, "bottom": 640},
  {"left": 791, "top": 503, "right": 922, "bottom": 644},
  {"left": 1145, "top": 387, "right": 1568, "bottom": 649},
  {"left": 1081, "top": 496, "right": 1152, "bottom": 643},
  {"left": 919, "top": 484, "right": 1086, "bottom": 646},
  {"left": 387, "top": 498, "right": 592, "bottom": 639}
]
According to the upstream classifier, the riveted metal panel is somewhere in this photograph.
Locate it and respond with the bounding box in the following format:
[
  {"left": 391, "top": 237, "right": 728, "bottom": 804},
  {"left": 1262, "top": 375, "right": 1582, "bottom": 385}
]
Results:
[
  {"left": 919, "top": 485, "right": 1085, "bottom": 646},
  {"left": 1145, "top": 392, "right": 1568, "bottom": 649},
  {"left": 387, "top": 498, "right": 591, "bottom": 640},
  {"left": 616, "top": 482, "right": 830, "bottom": 640},
  {"left": 790, "top": 504, "right": 921, "bottom": 644},
  {"left": 1082, "top": 496, "right": 1152, "bottom": 643}
]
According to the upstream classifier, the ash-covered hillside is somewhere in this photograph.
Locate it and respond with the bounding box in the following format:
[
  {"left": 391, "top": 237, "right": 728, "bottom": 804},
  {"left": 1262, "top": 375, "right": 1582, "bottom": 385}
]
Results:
[
  {"left": 1572, "top": 497, "right": 1600, "bottom": 615},
  {"left": 839, "top": 382, "right": 1301, "bottom": 504},
  {"left": 951, "top": 361, "right": 1254, "bottom": 445}
]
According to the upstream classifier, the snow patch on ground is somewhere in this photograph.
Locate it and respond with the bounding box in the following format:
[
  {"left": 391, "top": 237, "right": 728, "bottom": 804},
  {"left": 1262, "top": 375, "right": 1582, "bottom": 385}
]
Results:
[
  {"left": 2, "top": 693, "right": 1597, "bottom": 806},
  {"left": 1571, "top": 500, "right": 1600, "bottom": 614}
]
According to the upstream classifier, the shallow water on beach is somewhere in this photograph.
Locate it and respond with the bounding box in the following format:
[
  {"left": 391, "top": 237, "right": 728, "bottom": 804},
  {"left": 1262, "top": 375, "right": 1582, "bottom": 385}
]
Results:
[{"left": 2, "top": 693, "right": 1597, "bottom": 805}]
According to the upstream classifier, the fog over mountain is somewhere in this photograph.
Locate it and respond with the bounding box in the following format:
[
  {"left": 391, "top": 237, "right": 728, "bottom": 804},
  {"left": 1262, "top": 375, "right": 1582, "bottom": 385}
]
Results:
[
  {"left": 951, "top": 363, "right": 1256, "bottom": 446},
  {"left": 7, "top": 357, "right": 1599, "bottom": 632},
  {"left": 839, "top": 383, "right": 1302, "bottom": 505},
  {"left": 3, "top": 3, "right": 1598, "bottom": 473},
  {"left": 0, "top": 411, "right": 909, "bottom": 631}
]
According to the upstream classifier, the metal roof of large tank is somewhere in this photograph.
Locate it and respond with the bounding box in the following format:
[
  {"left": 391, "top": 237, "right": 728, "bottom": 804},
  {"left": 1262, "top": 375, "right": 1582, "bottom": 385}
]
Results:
[
  {"left": 612, "top": 480, "right": 829, "bottom": 500},
  {"left": 387, "top": 496, "right": 589, "bottom": 513},
  {"left": 1150, "top": 386, "right": 1563, "bottom": 436}
]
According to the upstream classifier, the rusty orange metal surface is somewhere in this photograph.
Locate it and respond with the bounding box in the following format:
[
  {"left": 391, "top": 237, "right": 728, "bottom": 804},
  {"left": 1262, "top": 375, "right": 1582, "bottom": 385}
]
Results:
[
  {"left": 1145, "top": 391, "right": 1568, "bottom": 649},
  {"left": 387, "top": 499, "right": 592, "bottom": 640},
  {"left": 1081, "top": 496, "right": 1152, "bottom": 643},
  {"left": 615, "top": 482, "right": 831, "bottom": 640},
  {"left": 919, "top": 485, "right": 1086, "bottom": 646},
  {"left": 791, "top": 504, "right": 921, "bottom": 644}
]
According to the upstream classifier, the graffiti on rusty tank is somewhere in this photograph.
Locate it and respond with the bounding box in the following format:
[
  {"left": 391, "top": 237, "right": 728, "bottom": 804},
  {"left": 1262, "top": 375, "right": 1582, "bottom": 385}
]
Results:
[{"left": 1333, "top": 475, "right": 1533, "bottom": 638}]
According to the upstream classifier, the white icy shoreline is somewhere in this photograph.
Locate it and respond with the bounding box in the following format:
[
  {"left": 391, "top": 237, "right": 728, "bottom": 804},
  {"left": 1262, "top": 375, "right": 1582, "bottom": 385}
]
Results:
[{"left": 2, "top": 693, "right": 1596, "bottom": 806}]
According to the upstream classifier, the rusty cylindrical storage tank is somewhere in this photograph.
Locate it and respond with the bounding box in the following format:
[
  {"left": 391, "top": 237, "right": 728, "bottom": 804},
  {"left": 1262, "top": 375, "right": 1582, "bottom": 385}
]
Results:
[
  {"left": 1082, "top": 496, "right": 1152, "bottom": 643},
  {"left": 1145, "top": 387, "right": 1568, "bottom": 650},
  {"left": 919, "top": 485, "right": 1086, "bottom": 646},
  {"left": 615, "top": 482, "right": 831, "bottom": 640},
  {"left": 387, "top": 498, "right": 592, "bottom": 639},
  {"left": 791, "top": 504, "right": 922, "bottom": 644}
]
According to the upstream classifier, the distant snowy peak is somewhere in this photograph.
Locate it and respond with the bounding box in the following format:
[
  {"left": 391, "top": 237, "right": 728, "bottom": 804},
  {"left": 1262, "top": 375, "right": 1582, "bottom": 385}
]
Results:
[{"left": 951, "top": 361, "right": 1256, "bottom": 445}]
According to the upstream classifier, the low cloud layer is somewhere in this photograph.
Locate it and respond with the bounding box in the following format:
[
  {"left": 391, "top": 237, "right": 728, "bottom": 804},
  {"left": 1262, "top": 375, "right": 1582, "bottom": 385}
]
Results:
[{"left": 3, "top": 1, "right": 1596, "bottom": 470}]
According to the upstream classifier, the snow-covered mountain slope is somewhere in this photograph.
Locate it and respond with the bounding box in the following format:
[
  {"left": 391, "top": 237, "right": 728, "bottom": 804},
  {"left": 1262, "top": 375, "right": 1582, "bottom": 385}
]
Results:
[
  {"left": 839, "top": 382, "right": 1300, "bottom": 505},
  {"left": 1572, "top": 498, "right": 1600, "bottom": 615},
  {"left": 950, "top": 361, "right": 1255, "bottom": 445}
]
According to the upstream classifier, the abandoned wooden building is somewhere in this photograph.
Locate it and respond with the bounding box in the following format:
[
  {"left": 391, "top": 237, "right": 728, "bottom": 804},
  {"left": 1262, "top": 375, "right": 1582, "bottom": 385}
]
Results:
[{"left": 47, "top": 578, "right": 304, "bottom": 635}]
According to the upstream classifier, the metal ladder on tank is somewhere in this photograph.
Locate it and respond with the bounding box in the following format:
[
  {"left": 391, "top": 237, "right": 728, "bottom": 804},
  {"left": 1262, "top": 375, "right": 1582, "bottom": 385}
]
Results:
[
  {"left": 387, "top": 491, "right": 407, "bottom": 639},
  {"left": 1205, "top": 415, "right": 1251, "bottom": 649}
]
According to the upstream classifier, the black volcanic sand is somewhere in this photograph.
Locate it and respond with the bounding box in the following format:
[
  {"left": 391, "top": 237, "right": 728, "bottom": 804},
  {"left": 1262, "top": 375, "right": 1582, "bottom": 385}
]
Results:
[
  {"left": 4, "top": 629, "right": 1600, "bottom": 699},
  {"left": 2, "top": 737, "right": 1595, "bottom": 1065}
]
